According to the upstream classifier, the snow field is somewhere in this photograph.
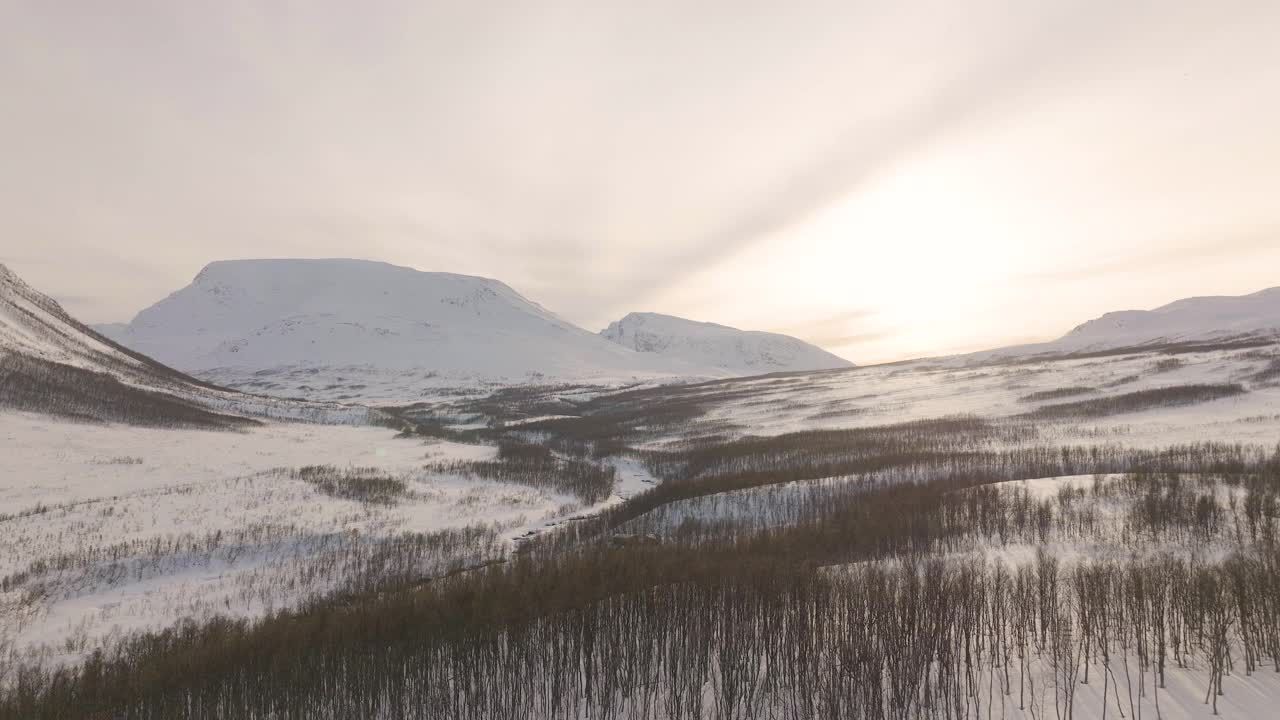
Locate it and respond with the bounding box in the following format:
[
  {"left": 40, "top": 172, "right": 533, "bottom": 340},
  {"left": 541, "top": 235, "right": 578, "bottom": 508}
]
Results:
[{"left": 0, "top": 412, "right": 627, "bottom": 668}]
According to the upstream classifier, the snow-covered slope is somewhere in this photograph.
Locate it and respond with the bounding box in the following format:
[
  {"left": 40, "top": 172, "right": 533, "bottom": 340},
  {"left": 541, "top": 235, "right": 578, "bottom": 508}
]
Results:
[
  {"left": 1058, "top": 286, "right": 1280, "bottom": 348},
  {"left": 98, "top": 260, "right": 729, "bottom": 399},
  {"left": 1, "top": 263, "right": 172, "bottom": 378},
  {"left": 600, "top": 312, "right": 853, "bottom": 374},
  {"left": 0, "top": 262, "right": 371, "bottom": 425},
  {"left": 968, "top": 286, "right": 1280, "bottom": 361}
]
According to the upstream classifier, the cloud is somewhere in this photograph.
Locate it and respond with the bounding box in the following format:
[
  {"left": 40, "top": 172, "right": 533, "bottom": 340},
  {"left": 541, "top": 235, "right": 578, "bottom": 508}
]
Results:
[
  {"left": 5, "top": 2, "right": 1280, "bottom": 357},
  {"left": 1023, "top": 228, "right": 1280, "bottom": 284},
  {"left": 807, "top": 330, "right": 897, "bottom": 349},
  {"left": 770, "top": 309, "right": 883, "bottom": 346},
  {"left": 599, "top": 1, "right": 1158, "bottom": 310}
]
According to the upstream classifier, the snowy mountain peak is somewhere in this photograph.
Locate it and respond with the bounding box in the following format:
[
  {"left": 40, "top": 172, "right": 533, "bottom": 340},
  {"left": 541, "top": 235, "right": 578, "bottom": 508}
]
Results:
[
  {"left": 98, "top": 259, "right": 730, "bottom": 398},
  {"left": 602, "top": 312, "right": 738, "bottom": 347},
  {"left": 107, "top": 259, "right": 587, "bottom": 371},
  {"left": 134, "top": 258, "right": 565, "bottom": 337},
  {"left": 600, "top": 311, "right": 853, "bottom": 373},
  {"left": 190, "top": 258, "right": 518, "bottom": 302}
]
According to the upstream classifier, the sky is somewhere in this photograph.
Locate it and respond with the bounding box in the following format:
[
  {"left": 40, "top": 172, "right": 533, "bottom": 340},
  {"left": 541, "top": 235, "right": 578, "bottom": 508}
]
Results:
[{"left": 3, "top": 1, "right": 1279, "bottom": 364}]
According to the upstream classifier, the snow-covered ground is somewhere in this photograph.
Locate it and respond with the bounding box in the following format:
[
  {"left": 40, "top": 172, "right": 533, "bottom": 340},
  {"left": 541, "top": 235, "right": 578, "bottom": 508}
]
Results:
[
  {"left": 957, "top": 474, "right": 1251, "bottom": 566},
  {"left": 624, "top": 343, "right": 1280, "bottom": 449},
  {"left": 13, "top": 342, "right": 1269, "bottom": 666},
  {"left": 617, "top": 473, "right": 868, "bottom": 535},
  {"left": 0, "top": 411, "right": 658, "bottom": 667},
  {"left": 197, "top": 363, "right": 687, "bottom": 405},
  {"left": 0, "top": 413, "right": 482, "bottom": 508}
]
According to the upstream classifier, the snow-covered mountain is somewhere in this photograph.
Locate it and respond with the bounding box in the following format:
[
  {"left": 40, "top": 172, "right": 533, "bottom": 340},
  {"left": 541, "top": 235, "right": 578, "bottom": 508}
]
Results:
[
  {"left": 599, "top": 312, "right": 854, "bottom": 374},
  {"left": 0, "top": 263, "right": 371, "bottom": 426},
  {"left": 972, "top": 286, "right": 1280, "bottom": 361},
  {"left": 1057, "top": 287, "right": 1280, "bottom": 349},
  {"left": 98, "top": 259, "right": 729, "bottom": 400}
]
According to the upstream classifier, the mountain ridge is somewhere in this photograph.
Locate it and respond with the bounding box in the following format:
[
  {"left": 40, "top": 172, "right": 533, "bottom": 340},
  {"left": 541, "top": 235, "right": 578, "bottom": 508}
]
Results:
[
  {"left": 0, "top": 262, "right": 374, "bottom": 426},
  {"left": 97, "top": 259, "right": 732, "bottom": 399},
  {"left": 970, "top": 284, "right": 1280, "bottom": 361}
]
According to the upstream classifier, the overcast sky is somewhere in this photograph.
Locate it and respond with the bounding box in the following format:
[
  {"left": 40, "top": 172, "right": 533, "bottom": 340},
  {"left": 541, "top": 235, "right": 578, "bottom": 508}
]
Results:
[{"left": 3, "top": 1, "right": 1279, "bottom": 363}]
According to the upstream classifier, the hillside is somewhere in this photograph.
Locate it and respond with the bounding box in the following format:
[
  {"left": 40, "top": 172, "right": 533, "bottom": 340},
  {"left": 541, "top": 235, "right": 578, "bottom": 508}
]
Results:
[
  {"left": 0, "top": 263, "right": 370, "bottom": 426},
  {"left": 1057, "top": 286, "right": 1280, "bottom": 349},
  {"left": 979, "top": 286, "right": 1280, "bottom": 360},
  {"left": 600, "top": 312, "right": 853, "bottom": 374}
]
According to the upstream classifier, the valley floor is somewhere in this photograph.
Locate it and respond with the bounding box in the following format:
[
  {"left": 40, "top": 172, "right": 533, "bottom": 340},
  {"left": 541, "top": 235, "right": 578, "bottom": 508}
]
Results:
[
  {"left": 4, "top": 341, "right": 1280, "bottom": 718},
  {"left": 0, "top": 412, "right": 648, "bottom": 670}
]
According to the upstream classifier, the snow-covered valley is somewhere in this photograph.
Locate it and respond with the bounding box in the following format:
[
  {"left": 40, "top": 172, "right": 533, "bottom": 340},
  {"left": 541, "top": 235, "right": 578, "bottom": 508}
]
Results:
[
  {"left": 5, "top": 261, "right": 1280, "bottom": 718},
  {"left": 0, "top": 412, "right": 659, "bottom": 669}
]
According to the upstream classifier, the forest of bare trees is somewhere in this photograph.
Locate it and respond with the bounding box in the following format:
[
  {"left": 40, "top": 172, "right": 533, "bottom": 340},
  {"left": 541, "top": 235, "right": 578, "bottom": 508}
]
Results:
[
  {"left": 0, "top": 354, "right": 257, "bottom": 429},
  {"left": 3, "top": 436, "right": 1277, "bottom": 718}
]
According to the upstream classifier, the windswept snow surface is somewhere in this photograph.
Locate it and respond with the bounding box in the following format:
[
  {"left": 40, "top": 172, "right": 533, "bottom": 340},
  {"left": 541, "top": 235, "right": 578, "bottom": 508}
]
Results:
[
  {"left": 600, "top": 311, "right": 853, "bottom": 374},
  {"left": 98, "top": 259, "right": 731, "bottom": 401}
]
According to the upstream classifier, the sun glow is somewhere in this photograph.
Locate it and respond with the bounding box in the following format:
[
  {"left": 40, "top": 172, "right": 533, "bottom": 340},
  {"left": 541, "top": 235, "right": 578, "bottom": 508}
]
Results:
[{"left": 664, "top": 143, "right": 1037, "bottom": 363}]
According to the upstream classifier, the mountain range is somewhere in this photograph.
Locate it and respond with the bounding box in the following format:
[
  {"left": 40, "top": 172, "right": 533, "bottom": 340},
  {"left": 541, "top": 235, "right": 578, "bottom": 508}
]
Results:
[
  {"left": 93, "top": 259, "right": 852, "bottom": 399},
  {"left": 7, "top": 256, "right": 1280, "bottom": 411}
]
